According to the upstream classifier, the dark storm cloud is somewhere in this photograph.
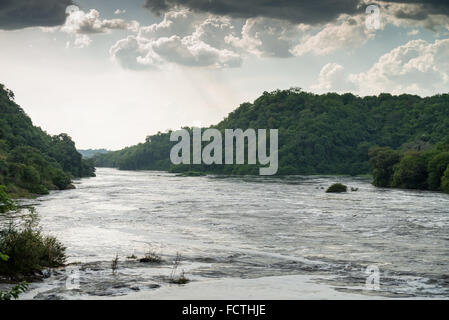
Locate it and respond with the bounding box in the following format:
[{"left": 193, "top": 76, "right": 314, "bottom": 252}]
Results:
[
  {"left": 0, "top": 0, "right": 73, "bottom": 30},
  {"left": 385, "top": 0, "right": 449, "bottom": 20},
  {"left": 143, "top": 0, "right": 449, "bottom": 25},
  {"left": 143, "top": 0, "right": 363, "bottom": 25}
]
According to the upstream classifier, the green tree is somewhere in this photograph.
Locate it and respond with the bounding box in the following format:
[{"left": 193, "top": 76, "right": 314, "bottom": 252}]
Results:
[
  {"left": 369, "top": 147, "right": 401, "bottom": 187},
  {"left": 391, "top": 153, "right": 428, "bottom": 189},
  {"left": 0, "top": 83, "right": 95, "bottom": 195},
  {"left": 427, "top": 152, "right": 449, "bottom": 190},
  {"left": 441, "top": 165, "right": 449, "bottom": 193},
  {"left": 0, "top": 185, "right": 15, "bottom": 213}
]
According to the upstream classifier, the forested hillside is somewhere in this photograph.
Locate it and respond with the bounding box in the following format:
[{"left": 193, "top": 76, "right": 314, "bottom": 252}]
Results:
[
  {"left": 0, "top": 84, "right": 95, "bottom": 196},
  {"left": 93, "top": 88, "right": 449, "bottom": 176}
]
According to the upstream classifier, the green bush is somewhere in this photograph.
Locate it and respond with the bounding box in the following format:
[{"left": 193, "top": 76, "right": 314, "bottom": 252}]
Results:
[
  {"left": 0, "top": 282, "right": 28, "bottom": 300},
  {"left": 0, "top": 252, "right": 8, "bottom": 262},
  {"left": 0, "top": 185, "right": 15, "bottom": 213},
  {"left": 176, "top": 171, "right": 206, "bottom": 177},
  {"left": 0, "top": 252, "right": 29, "bottom": 300},
  {"left": 391, "top": 153, "right": 428, "bottom": 189},
  {"left": 427, "top": 152, "right": 449, "bottom": 190},
  {"left": 23, "top": 165, "right": 40, "bottom": 184},
  {"left": 51, "top": 169, "right": 71, "bottom": 190},
  {"left": 369, "top": 147, "right": 401, "bottom": 187},
  {"left": 369, "top": 146, "right": 449, "bottom": 194},
  {"left": 0, "top": 216, "right": 66, "bottom": 277},
  {"left": 326, "top": 183, "right": 348, "bottom": 193},
  {"left": 25, "top": 184, "right": 49, "bottom": 195},
  {"left": 441, "top": 165, "right": 449, "bottom": 193}
]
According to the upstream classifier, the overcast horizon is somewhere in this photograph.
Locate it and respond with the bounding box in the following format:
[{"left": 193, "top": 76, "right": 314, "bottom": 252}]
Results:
[{"left": 1, "top": 0, "right": 449, "bottom": 150}]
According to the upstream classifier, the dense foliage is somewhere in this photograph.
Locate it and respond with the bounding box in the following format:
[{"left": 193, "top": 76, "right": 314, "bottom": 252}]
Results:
[
  {"left": 0, "top": 84, "right": 95, "bottom": 196},
  {"left": 0, "top": 185, "right": 15, "bottom": 213},
  {"left": 0, "top": 281, "right": 28, "bottom": 300},
  {"left": 93, "top": 131, "right": 174, "bottom": 171},
  {"left": 0, "top": 211, "right": 66, "bottom": 279},
  {"left": 1, "top": 181, "right": 62, "bottom": 298},
  {"left": 94, "top": 89, "right": 449, "bottom": 178},
  {"left": 326, "top": 183, "right": 348, "bottom": 193},
  {"left": 369, "top": 138, "right": 449, "bottom": 193}
]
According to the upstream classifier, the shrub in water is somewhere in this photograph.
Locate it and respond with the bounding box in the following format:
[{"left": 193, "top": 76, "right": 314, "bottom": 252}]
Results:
[
  {"left": 177, "top": 171, "right": 206, "bottom": 177},
  {"left": 0, "top": 213, "right": 66, "bottom": 278},
  {"left": 169, "top": 253, "right": 189, "bottom": 284},
  {"left": 326, "top": 183, "right": 348, "bottom": 193},
  {"left": 139, "top": 248, "right": 162, "bottom": 263}
]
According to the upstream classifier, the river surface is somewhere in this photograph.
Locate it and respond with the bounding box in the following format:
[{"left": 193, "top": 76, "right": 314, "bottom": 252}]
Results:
[{"left": 9, "top": 168, "right": 449, "bottom": 299}]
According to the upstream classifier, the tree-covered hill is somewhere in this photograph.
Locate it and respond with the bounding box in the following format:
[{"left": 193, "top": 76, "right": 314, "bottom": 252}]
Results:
[
  {"left": 0, "top": 84, "right": 95, "bottom": 196},
  {"left": 93, "top": 88, "right": 449, "bottom": 177}
]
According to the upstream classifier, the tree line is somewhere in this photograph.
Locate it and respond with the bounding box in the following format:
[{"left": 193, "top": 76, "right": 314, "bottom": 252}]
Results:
[
  {"left": 369, "top": 143, "right": 449, "bottom": 193},
  {"left": 0, "top": 84, "right": 95, "bottom": 197},
  {"left": 93, "top": 88, "right": 449, "bottom": 192}
]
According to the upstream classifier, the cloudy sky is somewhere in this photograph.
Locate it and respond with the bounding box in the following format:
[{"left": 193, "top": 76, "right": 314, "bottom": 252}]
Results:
[{"left": 1, "top": 0, "right": 449, "bottom": 150}]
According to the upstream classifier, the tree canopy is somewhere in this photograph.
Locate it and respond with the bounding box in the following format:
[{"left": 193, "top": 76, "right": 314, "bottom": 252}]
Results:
[
  {"left": 0, "top": 84, "right": 95, "bottom": 196},
  {"left": 94, "top": 89, "right": 449, "bottom": 183},
  {"left": 370, "top": 142, "right": 449, "bottom": 193}
]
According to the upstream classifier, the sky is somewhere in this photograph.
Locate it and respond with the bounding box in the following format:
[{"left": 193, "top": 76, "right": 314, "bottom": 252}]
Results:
[{"left": 1, "top": 0, "right": 449, "bottom": 150}]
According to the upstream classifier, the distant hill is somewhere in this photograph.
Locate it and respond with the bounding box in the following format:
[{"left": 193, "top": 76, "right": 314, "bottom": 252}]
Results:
[
  {"left": 78, "top": 149, "right": 110, "bottom": 159},
  {"left": 0, "top": 84, "right": 95, "bottom": 196},
  {"left": 93, "top": 89, "right": 449, "bottom": 176}
]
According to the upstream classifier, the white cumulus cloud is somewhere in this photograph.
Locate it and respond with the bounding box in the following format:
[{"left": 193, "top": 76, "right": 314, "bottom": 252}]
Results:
[
  {"left": 312, "top": 63, "right": 355, "bottom": 92},
  {"left": 61, "top": 7, "right": 139, "bottom": 34},
  {"left": 349, "top": 38, "right": 449, "bottom": 95},
  {"left": 111, "top": 9, "right": 242, "bottom": 69},
  {"left": 226, "top": 17, "right": 307, "bottom": 58},
  {"left": 73, "top": 34, "right": 92, "bottom": 48},
  {"left": 60, "top": 6, "right": 139, "bottom": 48},
  {"left": 292, "top": 15, "right": 375, "bottom": 56}
]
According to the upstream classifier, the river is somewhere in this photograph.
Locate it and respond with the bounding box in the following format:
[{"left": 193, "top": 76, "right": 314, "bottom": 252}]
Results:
[{"left": 13, "top": 168, "right": 449, "bottom": 299}]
